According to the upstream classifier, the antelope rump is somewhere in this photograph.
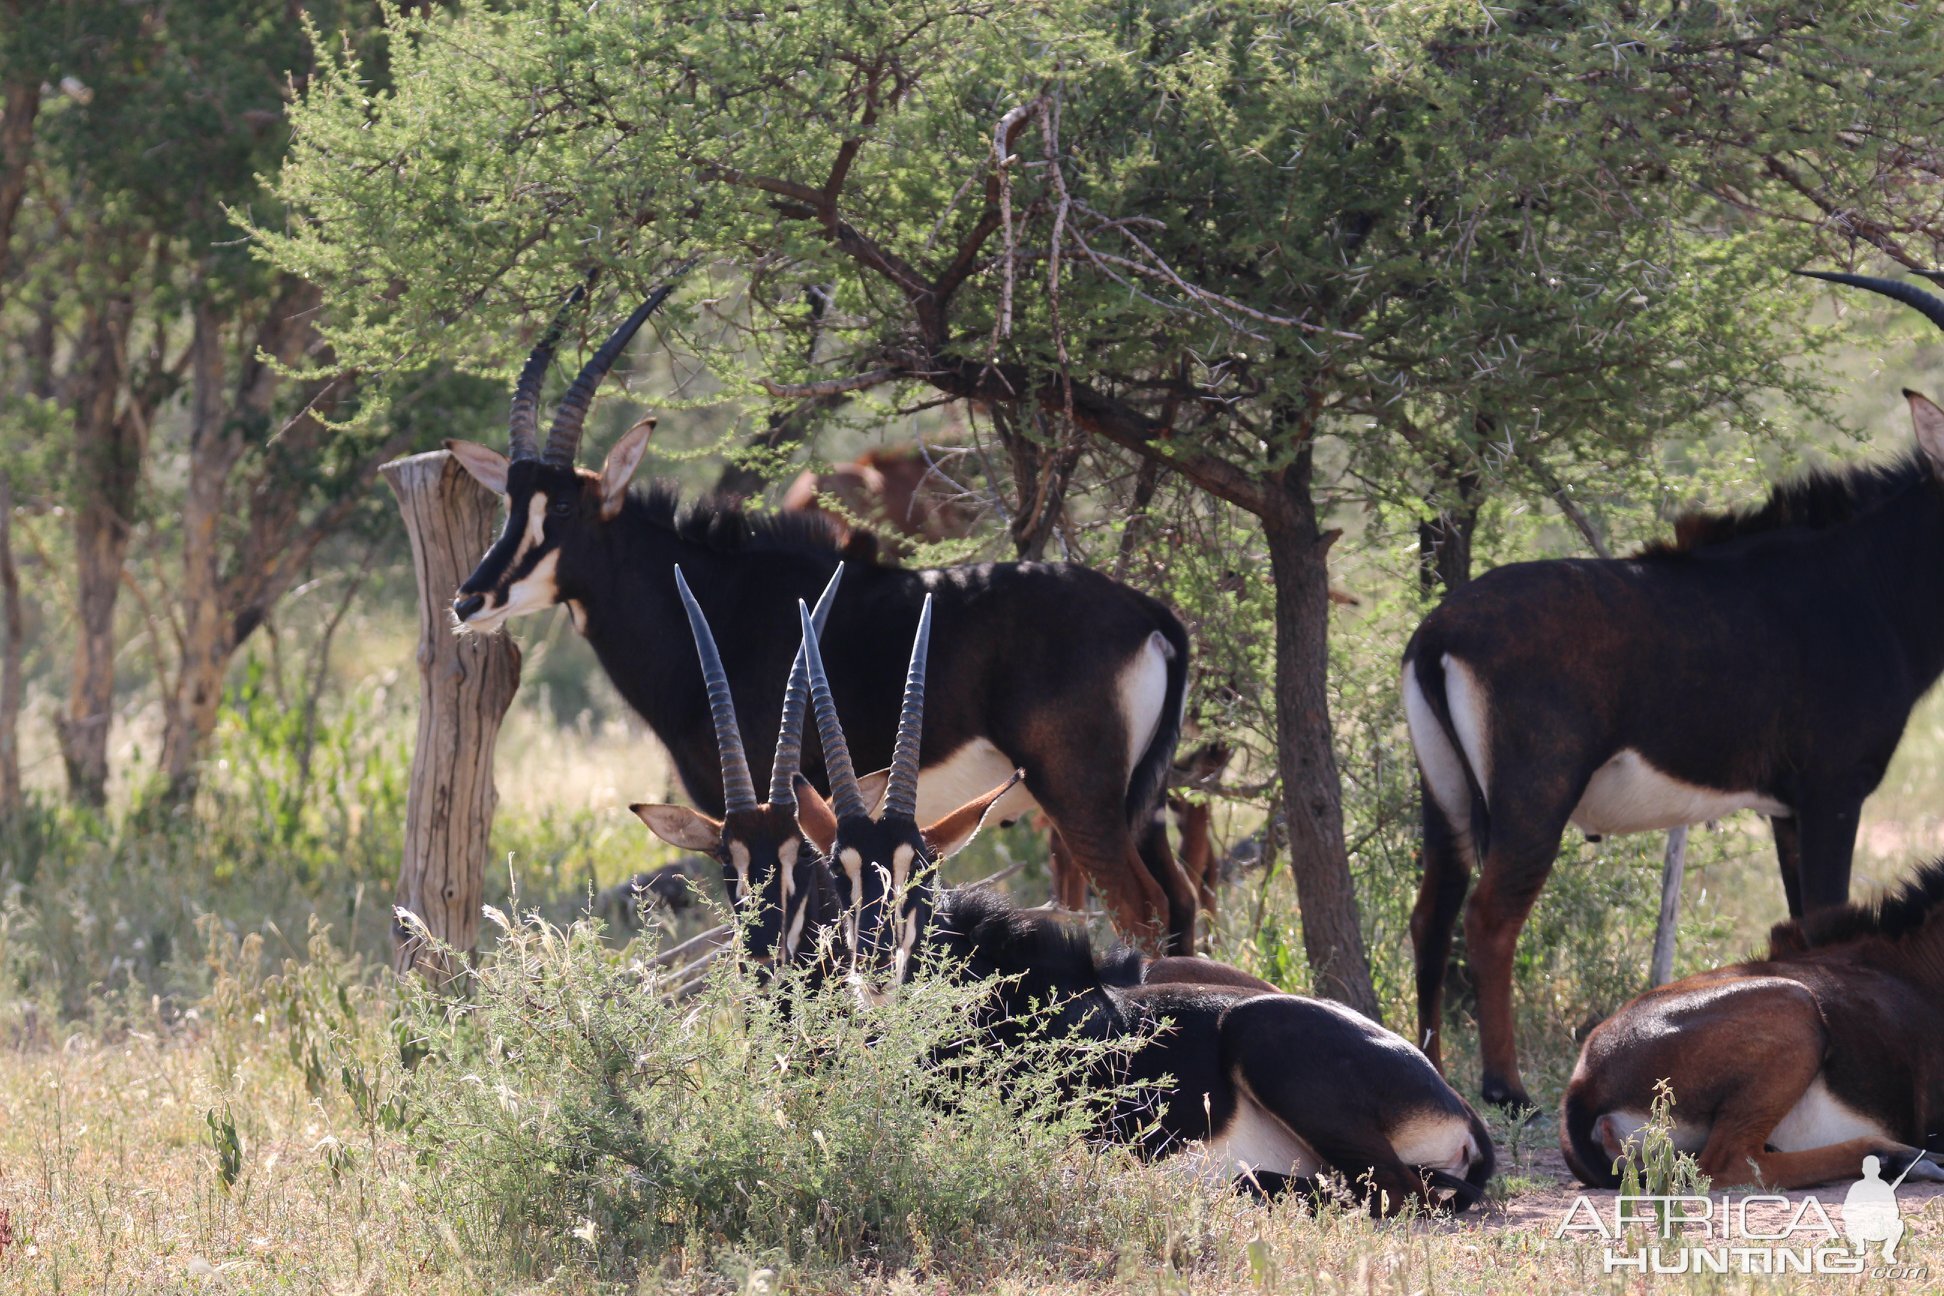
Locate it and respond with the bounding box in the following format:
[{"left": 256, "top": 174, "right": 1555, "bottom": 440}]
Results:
[{"left": 443, "top": 283, "right": 1201, "bottom": 951}]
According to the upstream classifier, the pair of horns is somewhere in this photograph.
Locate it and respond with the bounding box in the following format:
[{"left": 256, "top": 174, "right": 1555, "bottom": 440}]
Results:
[
  {"left": 508, "top": 270, "right": 687, "bottom": 468},
  {"left": 673, "top": 564, "right": 844, "bottom": 814},
  {"left": 1797, "top": 269, "right": 1944, "bottom": 334},
  {"left": 797, "top": 592, "right": 932, "bottom": 823}
]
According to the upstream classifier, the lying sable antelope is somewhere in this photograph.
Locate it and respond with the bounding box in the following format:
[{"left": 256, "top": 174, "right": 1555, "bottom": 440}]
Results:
[
  {"left": 788, "top": 597, "right": 1495, "bottom": 1213},
  {"left": 444, "top": 282, "right": 1199, "bottom": 951},
  {"left": 1408, "top": 270, "right": 1944, "bottom": 1108},
  {"left": 1564, "top": 859, "right": 1944, "bottom": 1190},
  {"left": 627, "top": 565, "right": 846, "bottom": 968}
]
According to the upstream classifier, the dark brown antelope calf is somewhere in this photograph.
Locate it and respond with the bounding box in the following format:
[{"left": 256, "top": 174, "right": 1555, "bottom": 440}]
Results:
[
  {"left": 444, "top": 283, "right": 1198, "bottom": 951},
  {"left": 789, "top": 595, "right": 1495, "bottom": 1214},
  {"left": 1409, "top": 273, "right": 1944, "bottom": 1109},
  {"left": 1563, "top": 860, "right": 1944, "bottom": 1190}
]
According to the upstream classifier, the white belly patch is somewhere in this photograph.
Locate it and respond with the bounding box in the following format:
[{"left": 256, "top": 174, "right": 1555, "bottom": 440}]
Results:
[
  {"left": 1570, "top": 749, "right": 1790, "bottom": 836},
  {"left": 1767, "top": 1077, "right": 1892, "bottom": 1152},
  {"left": 915, "top": 738, "right": 1041, "bottom": 825},
  {"left": 1181, "top": 1084, "right": 1322, "bottom": 1185}
]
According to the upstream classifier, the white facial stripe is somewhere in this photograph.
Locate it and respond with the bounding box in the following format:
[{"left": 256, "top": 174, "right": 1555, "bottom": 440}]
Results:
[
  {"left": 891, "top": 843, "right": 914, "bottom": 894},
  {"left": 729, "top": 841, "right": 751, "bottom": 902},
  {"left": 840, "top": 848, "right": 863, "bottom": 904},
  {"left": 522, "top": 491, "right": 549, "bottom": 552}
]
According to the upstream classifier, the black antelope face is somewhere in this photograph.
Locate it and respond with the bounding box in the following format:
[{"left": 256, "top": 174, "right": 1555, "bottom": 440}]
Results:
[
  {"left": 796, "top": 770, "right": 1018, "bottom": 992},
  {"left": 446, "top": 422, "right": 654, "bottom": 633},
  {"left": 631, "top": 802, "right": 827, "bottom": 966}
]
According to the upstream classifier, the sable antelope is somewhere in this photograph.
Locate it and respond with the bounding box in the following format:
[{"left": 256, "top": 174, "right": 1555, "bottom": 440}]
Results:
[
  {"left": 1563, "top": 860, "right": 1944, "bottom": 1191},
  {"left": 782, "top": 445, "right": 980, "bottom": 558},
  {"left": 444, "top": 284, "right": 1200, "bottom": 950},
  {"left": 789, "top": 599, "right": 1495, "bottom": 1215},
  {"left": 1408, "top": 273, "right": 1944, "bottom": 1109},
  {"left": 626, "top": 566, "right": 847, "bottom": 967}
]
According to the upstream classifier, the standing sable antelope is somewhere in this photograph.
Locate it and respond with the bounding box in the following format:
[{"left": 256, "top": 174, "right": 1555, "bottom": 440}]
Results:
[
  {"left": 786, "top": 597, "right": 1495, "bottom": 1214},
  {"left": 1563, "top": 860, "right": 1944, "bottom": 1191},
  {"left": 444, "top": 284, "right": 1200, "bottom": 950},
  {"left": 1407, "top": 271, "right": 1944, "bottom": 1110}
]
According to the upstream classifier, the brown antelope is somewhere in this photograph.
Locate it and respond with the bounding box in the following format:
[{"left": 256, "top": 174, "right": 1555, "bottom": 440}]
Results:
[
  {"left": 1408, "top": 270, "right": 1944, "bottom": 1107},
  {"left": 787, "top": 595, "right": 1496, "bottom": 1215},
  {"left": 781, "top": 445, "right": 979, "bottom": 558},
  {"left": 1564, "top": 860, "right": 1944, "bottom": 1191},
  {"left": 443, "top": 284, "right": 1200, "bottom": 951}
]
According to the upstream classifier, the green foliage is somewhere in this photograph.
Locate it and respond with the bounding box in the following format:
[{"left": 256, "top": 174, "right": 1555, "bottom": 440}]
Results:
[
  {"left": 401, "top": 910, "right": 1159, "bottom": 1284},
  {"left": 1616, "top": 1079, "right": 1711, "bottom": 1210}
]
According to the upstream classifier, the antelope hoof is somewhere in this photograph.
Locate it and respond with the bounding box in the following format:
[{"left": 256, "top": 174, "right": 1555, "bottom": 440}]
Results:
[{"left": 1481, "top": 1077, "right": 1538, "bottom": 1118}]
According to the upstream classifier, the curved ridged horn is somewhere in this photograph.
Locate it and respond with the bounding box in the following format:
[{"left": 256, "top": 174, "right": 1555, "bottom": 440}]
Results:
[
  {"left": 797, "top": 598, "right": 870, "bottom": 820},
  {"left": 543, "top": 280, "right": 680, "bottom": 467},
  {"left": 673, "top": 565, "right": 759, "bottom": 815},
  {"left": 882, "top": 595, "right": 932, "bottom": 822},
  {"left": 769, "top": 565, "right": 845, "bottom": 805},
  {"left": 509, "top": 283, "right": 587, "bottom": 462},
  {"left": 1796, "top": 270, "right": 1944, "bottom": 334}
]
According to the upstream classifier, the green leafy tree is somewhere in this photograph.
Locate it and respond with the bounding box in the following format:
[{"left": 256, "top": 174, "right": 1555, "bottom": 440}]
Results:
[
  {"left": 266, "top": 0, "right": 1944, "bottom": 1011},
  {"left": 0, "top": 0, "right": 466, "bottom": 805}
]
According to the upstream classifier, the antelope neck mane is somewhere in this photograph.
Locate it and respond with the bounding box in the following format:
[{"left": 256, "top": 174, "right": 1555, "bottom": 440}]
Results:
[
  {"left": 1637, "top": 453, "right": 1931, "bottom": 558},
  {"left": 619, "top": 482, "right": 881, "bottom": 562},
  {"left": 933, "top": 887, "right": 1141, "bottom": 988},
  {"left": 1770, "top": 858, "right": 1944, "bottom": 960}
]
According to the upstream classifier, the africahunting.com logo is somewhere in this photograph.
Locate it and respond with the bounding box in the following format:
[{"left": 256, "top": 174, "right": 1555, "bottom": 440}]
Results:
[{"left": 1557, "top": 1157, "right": 1928, "bottom": 1279}]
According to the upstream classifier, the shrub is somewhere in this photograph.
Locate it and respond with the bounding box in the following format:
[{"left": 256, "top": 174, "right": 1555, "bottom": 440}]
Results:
[{"left": 403, "top": 909, "right": 1161, "bottom": 1285}]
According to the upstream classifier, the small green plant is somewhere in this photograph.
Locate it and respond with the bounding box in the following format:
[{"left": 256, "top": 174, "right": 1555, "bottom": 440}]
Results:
[
  {"left": 1615, "top": 1078, "right": 1712, "bottom": 1236},
  {"left": 205, "top": 1101, "right": 244, "bottom": 1193}
]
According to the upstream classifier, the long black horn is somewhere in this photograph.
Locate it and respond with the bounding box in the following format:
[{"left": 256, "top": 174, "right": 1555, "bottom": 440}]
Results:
[
  {"left": 797, "top": 598, "right": 869, "bottom": 820},
  {"left": 543, "top": 277, "right": 682, "bottom": 467},
  {"left": 769, "top": 565, "right": 845, "bottom": 806},
  {"left": 673, "top": 565, "right": 759, "bottom": 815},
  {"left": 509, "top": 283, "right": 585, "bottom": 462},
  {"left": 1796, "top": 270, "right": 1944, "bottom": 334},
  {"left": 881, "top": 594, "right": 932, "bottom": 822}
]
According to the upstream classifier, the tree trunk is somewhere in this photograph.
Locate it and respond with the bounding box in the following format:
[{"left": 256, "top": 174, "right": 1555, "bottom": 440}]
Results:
[
  {"left": 382, "top": 450, "right": 521, "bottom": 983},
  {"left": 0, "top": 71, "right": 38, "bottom": 301},
  {"left": 1262, "top": 458, "right": 1379, "bottom": 1018},
  {"left": 0, "top": 474, "right": 21, "bottom": 818},
  {"left": 160, "top": 286, "right": 316, "bottom": 802},
  {"left": 992, "top": 404, "right": 1080, "bottom": 560},
  {"left": 58, "top": 295, "right": 141, "bottom": 807},
  {"left": 1417, "top": 451, "right": 1481, "bottom": 595}
]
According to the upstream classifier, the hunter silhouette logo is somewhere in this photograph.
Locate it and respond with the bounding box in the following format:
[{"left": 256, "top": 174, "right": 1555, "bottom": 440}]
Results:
[
  {"left": 1558, "top": 1154, "right": 1932, "bottom": 1278},
  {"left": 1845, "top": 1154, "right": 1927, "bottom": 1264}
]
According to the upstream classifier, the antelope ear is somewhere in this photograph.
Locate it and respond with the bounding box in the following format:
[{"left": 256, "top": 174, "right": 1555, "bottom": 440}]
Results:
[
  {"left": 856, "top": 767, "right": 892, "bottom": 817},
  {"left": 791, "top": 773, "right": 839, "bottom": 854},
  {"left": 446, "top": 440, "right": 510, "bottom": 495},
  {"left": 1907, "top": 390, "right": 1944, "bottom": 477},
  {"left": 629, "top": 803, "right": 721, "bottom": 853},
  {"left": 921, "top": 770, "right": 1024, "bottom": 860},
  {"left": 599, "top": 416, "right": 656, "bottom": 520}
]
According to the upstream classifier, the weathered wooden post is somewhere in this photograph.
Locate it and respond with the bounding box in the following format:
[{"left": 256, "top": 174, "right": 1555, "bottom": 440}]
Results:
[{"left": 381, "top": 449, "right": 519, "bottom": 983}]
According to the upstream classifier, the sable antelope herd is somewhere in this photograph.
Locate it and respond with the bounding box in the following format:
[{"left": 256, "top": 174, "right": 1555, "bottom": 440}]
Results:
[{"left": 444, "top": 265, "right": 1944, "bottom": 1210}]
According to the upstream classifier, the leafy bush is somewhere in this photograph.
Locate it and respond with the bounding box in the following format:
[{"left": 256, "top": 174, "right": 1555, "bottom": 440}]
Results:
[{"left": 403, "top": 909, "right": 1161, "bottom": 1285}]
